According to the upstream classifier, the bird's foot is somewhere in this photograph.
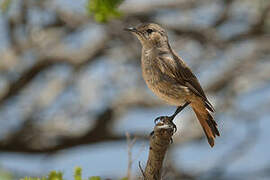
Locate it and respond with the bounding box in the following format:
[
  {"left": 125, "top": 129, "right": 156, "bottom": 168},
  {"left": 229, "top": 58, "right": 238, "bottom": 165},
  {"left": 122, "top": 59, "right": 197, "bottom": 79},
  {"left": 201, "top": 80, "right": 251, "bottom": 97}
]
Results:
[
  {"left": 151, "top": 116, "right": 176, "bottom": 143},
  {"left": 154, "top": 116, "right": 177, "bottom": 133}
]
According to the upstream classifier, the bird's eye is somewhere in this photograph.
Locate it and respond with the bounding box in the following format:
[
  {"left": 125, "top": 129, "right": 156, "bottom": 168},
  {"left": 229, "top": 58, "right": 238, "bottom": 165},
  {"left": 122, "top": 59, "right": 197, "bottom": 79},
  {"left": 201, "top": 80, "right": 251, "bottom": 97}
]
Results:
[{"left": 146, "top": 29, "right": 153, "bottom": 34}]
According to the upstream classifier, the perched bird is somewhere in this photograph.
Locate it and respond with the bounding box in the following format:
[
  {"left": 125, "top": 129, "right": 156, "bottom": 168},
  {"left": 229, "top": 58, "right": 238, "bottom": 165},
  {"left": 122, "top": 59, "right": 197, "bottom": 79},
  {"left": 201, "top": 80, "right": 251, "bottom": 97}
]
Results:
[{"left": 125, "top": 23, "right": 220, "bottom": 147}]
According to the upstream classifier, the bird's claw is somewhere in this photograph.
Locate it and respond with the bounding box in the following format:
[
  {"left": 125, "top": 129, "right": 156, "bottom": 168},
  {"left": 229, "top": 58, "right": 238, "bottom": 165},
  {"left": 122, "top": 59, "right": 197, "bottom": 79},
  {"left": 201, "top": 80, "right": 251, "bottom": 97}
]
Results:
[
  {"left": 154, "top": 116, "right": 177, "bottom": 133},
  {"left": 172, "top": 122, "right": 177, "bottom": 133},
  {"left": 154, "top": 116, "right": 165, "bottom": 124}
]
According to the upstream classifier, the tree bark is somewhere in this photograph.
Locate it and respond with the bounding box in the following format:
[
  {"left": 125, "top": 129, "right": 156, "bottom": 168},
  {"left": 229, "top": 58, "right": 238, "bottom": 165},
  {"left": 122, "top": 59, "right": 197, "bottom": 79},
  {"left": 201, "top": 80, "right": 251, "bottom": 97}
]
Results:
[{"left": 144, "top": 117, "right": 174, "bottom": 180}]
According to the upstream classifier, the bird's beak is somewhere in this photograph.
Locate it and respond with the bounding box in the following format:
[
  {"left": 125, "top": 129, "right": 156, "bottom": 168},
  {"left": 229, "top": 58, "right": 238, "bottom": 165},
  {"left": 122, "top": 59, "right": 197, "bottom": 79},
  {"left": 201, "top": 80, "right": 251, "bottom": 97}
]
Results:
[{"left": 124, "top": 27, "right": 138, "bottom": 33}]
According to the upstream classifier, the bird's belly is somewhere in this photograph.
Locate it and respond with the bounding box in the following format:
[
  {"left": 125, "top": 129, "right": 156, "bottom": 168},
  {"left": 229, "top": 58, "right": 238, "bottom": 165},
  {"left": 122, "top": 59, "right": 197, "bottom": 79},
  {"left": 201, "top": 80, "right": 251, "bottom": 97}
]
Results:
[
  {"left": 151, "top": 87, "right": 187, "bottom": 106},
  {"left": 143, "top": 73, "right": 189, "bottom": 106}
]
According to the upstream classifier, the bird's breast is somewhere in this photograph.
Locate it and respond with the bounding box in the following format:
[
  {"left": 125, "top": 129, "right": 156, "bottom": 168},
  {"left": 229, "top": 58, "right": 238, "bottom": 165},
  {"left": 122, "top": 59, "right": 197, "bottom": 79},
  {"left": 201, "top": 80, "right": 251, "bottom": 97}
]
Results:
[{"left": 141, "top": 59, "right": 189, "bottom": 106}]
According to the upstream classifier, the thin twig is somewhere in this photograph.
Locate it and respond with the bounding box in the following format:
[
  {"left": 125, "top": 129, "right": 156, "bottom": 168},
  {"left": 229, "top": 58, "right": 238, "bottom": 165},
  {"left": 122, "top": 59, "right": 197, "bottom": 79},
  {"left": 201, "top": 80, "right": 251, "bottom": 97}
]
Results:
[{"left": 126, "top": 132, "right": 137, "bottom": 180}]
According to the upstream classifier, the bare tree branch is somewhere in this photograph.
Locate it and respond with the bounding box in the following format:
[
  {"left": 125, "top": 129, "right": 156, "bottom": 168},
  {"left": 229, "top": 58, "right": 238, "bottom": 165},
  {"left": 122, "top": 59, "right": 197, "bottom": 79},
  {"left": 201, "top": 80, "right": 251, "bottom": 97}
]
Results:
[
  {"left": 144, "top": 117, "right": 174, "bottom": 180},
  {"left": 0, "top": 60, "right": 65, "bottom": 107},
  {"left": 126, "top": 132, "right": 137, "bottom": 180},
  {"left": 213, "top": 0, "right": 234, "bottom": 27},
  {"left": 227, "top": 3, "right": 270, "bottom": 42},
  {"left": 0, "top": 108, "right": 146, "bottom": 153}
]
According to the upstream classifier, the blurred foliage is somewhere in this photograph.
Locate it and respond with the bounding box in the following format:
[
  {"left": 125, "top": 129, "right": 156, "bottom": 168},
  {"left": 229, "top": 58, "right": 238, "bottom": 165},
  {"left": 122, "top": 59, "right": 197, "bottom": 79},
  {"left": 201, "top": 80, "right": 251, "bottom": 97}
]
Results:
[
  {"left": 88, "top": 177, "right": 101, "bottom": 180},
  {"left": 120, "top": 178, "right": 128, "bottom": 180},
  {"left": 74, "top": 167, "right": 81, "bottom": 180},
  {"left": 0, "top": 169, "right": 13, "bottom": 180},
  {"left": 22, "top": 167, "right": 102, "bottom": 180},
  {"left": 48, "top": 171, "right": 63, "bottom": 180},
  {"left": 22, "top": 178, "right": 47, "bottom": 180},
  {"left": 0, "top": 0, "right": 12, "bottom": 13},
  {"left": 23, "top": 170, "right": 62, "bottom": 180},
  {"left": 87, "top": 0, "right": 124, "bottom": 23}
]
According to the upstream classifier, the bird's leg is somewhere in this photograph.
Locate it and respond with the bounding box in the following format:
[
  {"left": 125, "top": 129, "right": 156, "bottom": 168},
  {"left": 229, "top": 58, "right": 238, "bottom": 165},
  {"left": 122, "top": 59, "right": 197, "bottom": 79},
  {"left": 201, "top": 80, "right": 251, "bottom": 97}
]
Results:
[
  {"left": 154, "top": 102, "right": 190, "bottom": 133},
  {"left": 169, "top": 102, "right": 190, "bottom": 121}
]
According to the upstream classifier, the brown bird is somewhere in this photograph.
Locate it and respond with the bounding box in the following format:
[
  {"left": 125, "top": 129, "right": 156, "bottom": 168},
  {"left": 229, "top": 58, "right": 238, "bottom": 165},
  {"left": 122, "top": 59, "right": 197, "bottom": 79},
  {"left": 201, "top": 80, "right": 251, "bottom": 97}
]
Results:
[{"left": 125, "top": 23, "right": 220, "bottom": 147}]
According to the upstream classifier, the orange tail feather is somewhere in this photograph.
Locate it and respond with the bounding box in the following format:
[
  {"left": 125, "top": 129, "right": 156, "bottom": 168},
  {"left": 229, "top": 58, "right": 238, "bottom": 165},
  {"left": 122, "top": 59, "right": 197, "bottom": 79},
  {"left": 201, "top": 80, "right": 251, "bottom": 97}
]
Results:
[{"left": 191, "top": 100, "right": 220, "bottom": 147}]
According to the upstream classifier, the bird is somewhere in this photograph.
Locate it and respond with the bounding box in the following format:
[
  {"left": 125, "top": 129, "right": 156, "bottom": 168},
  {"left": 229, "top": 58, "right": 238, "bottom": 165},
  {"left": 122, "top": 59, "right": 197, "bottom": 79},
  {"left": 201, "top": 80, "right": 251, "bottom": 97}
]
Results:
[{"left": 124, "top": 23, "right": 220, "bottom": 147}]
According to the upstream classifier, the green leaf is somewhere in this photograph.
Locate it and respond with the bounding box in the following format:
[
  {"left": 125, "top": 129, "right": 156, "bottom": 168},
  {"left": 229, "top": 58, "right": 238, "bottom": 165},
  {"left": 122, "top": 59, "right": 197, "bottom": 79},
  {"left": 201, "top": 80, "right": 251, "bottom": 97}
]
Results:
[
  {"left": 23, "top": 176, "right": 48, "bottom": 180},
  {"left": 74, "top": 167, "right": 82, "bottom": 180},
  {"left": 19, "top": 167, "right": 104, "bottom": 180},
  {"left": 48, "top": 170, "right": 63, "bottom": 180},
  {"left": 0, "top": 169, "right": 13, "bottom": 180},
  {"left": 89, "top": 176, "right": 101, "bottom": 180},
  {"left": 0, "top": 0, "right": 12, "bottom": 13},
  {"left": 86, "top": 0, "right": 124, "bottom": 23}
]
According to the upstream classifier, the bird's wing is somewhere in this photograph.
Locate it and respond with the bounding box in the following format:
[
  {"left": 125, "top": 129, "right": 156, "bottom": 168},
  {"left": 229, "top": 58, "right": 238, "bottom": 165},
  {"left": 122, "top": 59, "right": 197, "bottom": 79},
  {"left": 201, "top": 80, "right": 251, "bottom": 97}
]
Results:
[{"left": 156, "top": 54, "right": 215, "bottom": 112}]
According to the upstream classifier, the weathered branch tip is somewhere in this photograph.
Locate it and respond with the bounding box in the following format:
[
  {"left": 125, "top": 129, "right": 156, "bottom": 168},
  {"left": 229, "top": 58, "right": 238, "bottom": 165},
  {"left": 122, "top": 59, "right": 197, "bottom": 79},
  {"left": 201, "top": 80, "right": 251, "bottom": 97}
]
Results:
[{"left": 143, "top": 117, "right": 175, "bottom": 180}]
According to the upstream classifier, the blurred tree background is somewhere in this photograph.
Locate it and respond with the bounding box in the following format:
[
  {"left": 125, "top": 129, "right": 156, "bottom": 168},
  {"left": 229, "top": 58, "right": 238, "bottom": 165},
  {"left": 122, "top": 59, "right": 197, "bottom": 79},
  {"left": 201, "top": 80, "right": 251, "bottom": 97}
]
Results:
[{"left": 0, "top": 0, "right": 269, "bottom": 179}]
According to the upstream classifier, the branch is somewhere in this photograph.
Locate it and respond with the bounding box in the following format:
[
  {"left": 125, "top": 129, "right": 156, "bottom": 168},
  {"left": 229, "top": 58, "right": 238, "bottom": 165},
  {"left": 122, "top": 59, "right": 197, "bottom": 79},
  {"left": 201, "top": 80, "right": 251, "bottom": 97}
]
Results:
[
  {"left": 227, "top": 3, "right": 270, "bottom": 42},
  {"left": 0, "top": 107, "right": 147, "bottom": 153},
  {"left": 0, "top": 34, "right": 107, "bottom": 107},
  {"left": 170, "top": 26, "right": 225, "bottom": 49},
  {"left": 0, "top": 59, "right": 67, "bottom": 107},
  {"left": 213, "top": 0, "right": 233, "bottom": 27},
  {"left": 126, "top": 133, "right": 136, "bottom": 180},
  {"left": 144, "top": 117, "right": 174, "bottom": 180},
  {"left": 206, "top": 44, "right": 269, "bottom": 93}
]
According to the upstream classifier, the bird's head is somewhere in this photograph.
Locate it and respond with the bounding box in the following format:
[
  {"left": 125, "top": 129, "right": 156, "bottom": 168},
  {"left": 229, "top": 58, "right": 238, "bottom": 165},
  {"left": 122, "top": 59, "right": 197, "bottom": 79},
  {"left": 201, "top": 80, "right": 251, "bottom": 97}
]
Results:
[{"left": 125, "top": 23, "right": 169, "bottom": 49}]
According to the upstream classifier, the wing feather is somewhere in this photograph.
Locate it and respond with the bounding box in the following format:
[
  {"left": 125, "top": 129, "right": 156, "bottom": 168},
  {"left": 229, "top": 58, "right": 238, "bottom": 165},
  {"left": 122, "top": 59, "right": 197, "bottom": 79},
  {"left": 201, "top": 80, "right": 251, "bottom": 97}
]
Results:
[{"left": 156, "top": 53, "right": 215, "bottom": 112}]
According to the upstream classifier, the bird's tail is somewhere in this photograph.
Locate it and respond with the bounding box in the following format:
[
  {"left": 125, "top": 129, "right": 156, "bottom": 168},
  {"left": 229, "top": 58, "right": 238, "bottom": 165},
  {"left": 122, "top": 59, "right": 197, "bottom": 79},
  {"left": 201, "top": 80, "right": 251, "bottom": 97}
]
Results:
[{"left": 191, "top": 99, "right": 220, "bottom": 147}]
